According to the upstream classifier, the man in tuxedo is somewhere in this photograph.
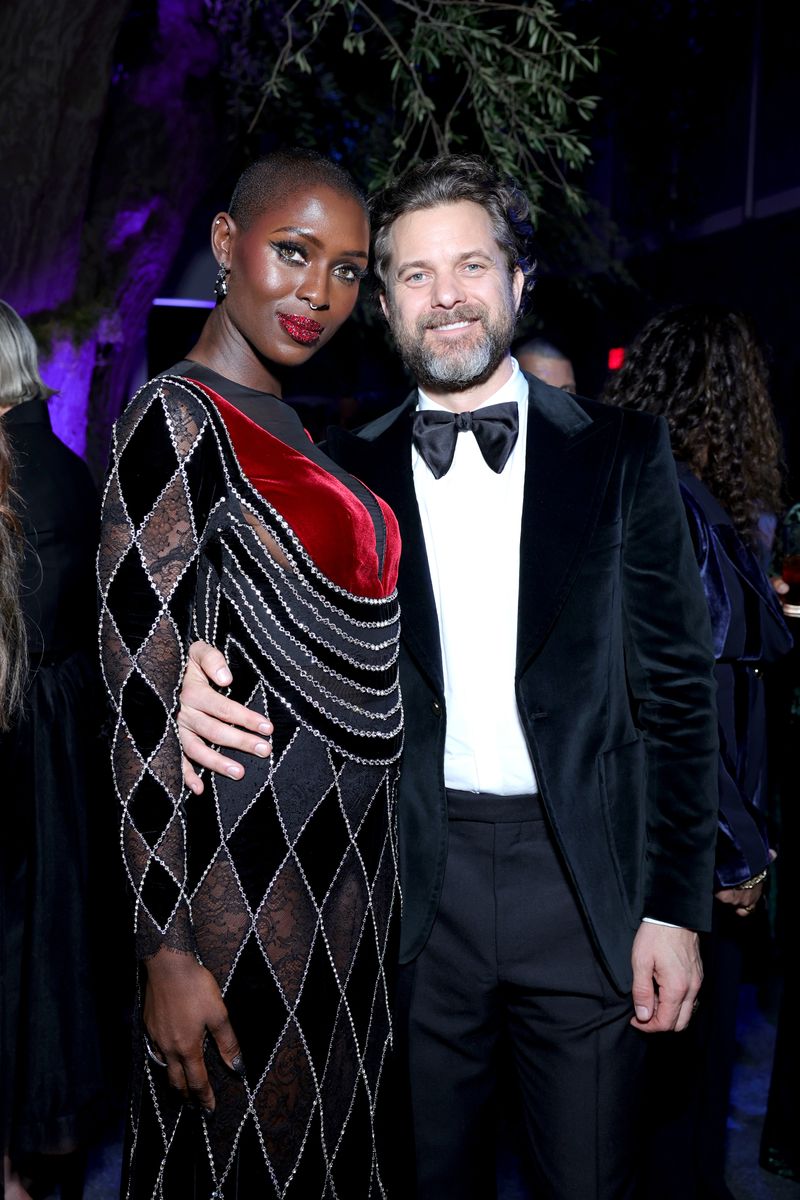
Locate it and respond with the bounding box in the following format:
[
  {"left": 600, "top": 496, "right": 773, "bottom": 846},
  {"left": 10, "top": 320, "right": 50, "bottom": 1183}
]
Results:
[{"left": 177, "top": 155, "right": 719, "bottom": 1198}]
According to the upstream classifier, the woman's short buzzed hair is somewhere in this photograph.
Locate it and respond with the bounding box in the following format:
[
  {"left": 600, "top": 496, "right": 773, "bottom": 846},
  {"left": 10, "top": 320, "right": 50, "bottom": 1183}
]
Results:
[
  {"left": 228, "top": 149, "right": 368, "bottom": 229},
  {"left": 369, "top": 154, "right": 536, "bottom": 305}
]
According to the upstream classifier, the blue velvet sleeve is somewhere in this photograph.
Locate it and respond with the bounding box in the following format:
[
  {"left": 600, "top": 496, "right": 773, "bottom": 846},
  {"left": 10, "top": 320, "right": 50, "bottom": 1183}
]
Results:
[{"left": 680, "top": 481, "right": 792, "bottom": 887}]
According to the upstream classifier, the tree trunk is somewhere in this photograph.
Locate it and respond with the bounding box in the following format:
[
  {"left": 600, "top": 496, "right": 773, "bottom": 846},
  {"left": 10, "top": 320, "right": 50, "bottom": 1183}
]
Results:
[
  {"left": 0, "top": 0, "right": 129, "bottom": 314},
  {"left": 1, "top": 0, "right": 223, "bottom": 477}
]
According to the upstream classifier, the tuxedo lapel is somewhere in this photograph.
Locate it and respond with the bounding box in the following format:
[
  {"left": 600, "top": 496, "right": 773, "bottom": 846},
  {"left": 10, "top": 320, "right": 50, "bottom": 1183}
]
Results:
[
  {"left": 326, "top": 399, "right": 444, "bottom": 698},
  {"left": 329, "top": 379, "right": 619, "bottom": 692},
  {"left": 517, "top": 378, "right": 620, "bottom": 675}
]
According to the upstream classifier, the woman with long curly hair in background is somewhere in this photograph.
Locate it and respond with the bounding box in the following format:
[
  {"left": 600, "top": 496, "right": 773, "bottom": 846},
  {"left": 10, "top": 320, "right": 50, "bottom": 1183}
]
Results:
[{"left": 603, "top": 305, "right": 791, "bottom": 1200}]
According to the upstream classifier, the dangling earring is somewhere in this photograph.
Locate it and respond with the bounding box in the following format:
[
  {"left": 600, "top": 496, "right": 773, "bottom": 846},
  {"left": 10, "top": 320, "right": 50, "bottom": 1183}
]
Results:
[{"left": 214, "top": 263, "right": 229, "bottom": 301}]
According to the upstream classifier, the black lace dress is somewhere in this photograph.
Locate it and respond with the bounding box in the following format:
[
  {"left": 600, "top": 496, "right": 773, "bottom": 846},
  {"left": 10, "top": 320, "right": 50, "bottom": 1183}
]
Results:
[{"left": 98, "top": 369, "right": 403, "bottom": 1199}]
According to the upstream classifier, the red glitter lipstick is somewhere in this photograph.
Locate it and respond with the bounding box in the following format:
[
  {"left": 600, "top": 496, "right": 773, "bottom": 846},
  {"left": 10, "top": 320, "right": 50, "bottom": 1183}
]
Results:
[{"left": 277, "top": 312, "right": 324, "bottom": 345}]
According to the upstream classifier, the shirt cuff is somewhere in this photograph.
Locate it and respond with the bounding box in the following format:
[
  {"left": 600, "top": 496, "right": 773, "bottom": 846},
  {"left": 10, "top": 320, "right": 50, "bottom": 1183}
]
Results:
[{"left": 642, "top": 916, "right": 680, "bottom": 928}]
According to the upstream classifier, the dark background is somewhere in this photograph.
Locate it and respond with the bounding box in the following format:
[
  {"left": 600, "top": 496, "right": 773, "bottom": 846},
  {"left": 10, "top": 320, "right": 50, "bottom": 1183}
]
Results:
[
  {"left": 2, "top": 0, "right": 799, "bottom": 490},
  {"left": 149, "top": 0, "right": 800, "bottom": 487}
]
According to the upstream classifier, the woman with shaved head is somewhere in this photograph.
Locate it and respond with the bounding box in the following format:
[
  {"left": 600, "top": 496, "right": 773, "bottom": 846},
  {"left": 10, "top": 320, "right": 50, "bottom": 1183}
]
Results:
[{"left": 99, "top": 150, "right": 403, "bottom": 1198}]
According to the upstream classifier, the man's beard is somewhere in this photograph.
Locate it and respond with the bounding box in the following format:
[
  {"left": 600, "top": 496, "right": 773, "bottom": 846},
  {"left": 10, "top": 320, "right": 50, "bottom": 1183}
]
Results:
[{"left": 386, "top": 297, "right": 517, "bottom": 393}]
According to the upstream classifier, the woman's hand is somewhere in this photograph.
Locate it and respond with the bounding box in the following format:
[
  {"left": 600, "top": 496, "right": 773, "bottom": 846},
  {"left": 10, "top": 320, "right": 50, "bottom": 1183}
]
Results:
[
  {"left": 143, "top": 948, "right": 244, "bottom": 1111},
  {"left": 714, "top": 850, "right": 776, "bottom": 916},
  {"left": 178, "top": 641, "right": 273, "bottom": 795},
  {"left": 715, "top": 879, "right": 765, "bottom": 915},
  {"left": 771, "top": 575, "right": 790, "bottom": 612}
]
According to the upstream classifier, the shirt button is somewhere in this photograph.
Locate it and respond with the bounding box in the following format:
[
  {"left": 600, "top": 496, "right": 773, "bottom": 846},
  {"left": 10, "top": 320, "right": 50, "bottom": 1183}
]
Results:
[{"left": 431, "top": 700, "right": 441, "bottom": 716}]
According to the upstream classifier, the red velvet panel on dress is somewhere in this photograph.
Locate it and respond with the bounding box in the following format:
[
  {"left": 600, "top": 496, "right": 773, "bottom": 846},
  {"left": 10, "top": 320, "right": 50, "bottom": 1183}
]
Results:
[{"left": 191, "top": 381, "right": 400, "bottom": 599}]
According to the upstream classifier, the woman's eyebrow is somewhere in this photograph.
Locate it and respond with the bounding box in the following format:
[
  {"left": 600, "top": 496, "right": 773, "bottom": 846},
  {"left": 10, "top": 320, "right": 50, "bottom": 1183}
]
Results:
[{"left": 273, "top": 226, "right": 368, "bottom": 258}]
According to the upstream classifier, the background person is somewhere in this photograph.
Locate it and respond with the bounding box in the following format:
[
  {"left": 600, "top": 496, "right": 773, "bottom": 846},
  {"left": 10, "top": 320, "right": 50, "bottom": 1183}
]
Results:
[
  {"left": 0, "top": 407, "right": 25, "bottom": 734},
  {"left": 0, "top": 300, "right": 108, "bottom": 1200},
  {"left": 0, "top": 351, "right": 27, "bottom": 1200},
  {"left": 760, "top": 502, "right": 800, "bottom": 1184},
  {"left": 0, "top": 410, "right": 27, "bottom": 1200},
  {"left": 514, "top": 336, "right": 576, "bottom": 392},
  {"left": 603, "top": 304, "right": 791, "bottom": 1200},
  {"left": 97, "top": 150, "right": 403, "bottom": 1198}
]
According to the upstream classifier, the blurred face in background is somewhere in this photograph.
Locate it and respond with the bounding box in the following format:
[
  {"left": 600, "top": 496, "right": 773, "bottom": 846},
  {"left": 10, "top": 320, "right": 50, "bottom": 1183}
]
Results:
[{"left": 517, "top": 350, "right": 575, "bottom": 393}]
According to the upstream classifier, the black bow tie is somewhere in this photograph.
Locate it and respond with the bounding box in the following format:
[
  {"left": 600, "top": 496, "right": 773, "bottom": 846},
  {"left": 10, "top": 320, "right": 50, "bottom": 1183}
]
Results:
[{"left": 412, "top": 402, "right": 519, "bottom": 479}]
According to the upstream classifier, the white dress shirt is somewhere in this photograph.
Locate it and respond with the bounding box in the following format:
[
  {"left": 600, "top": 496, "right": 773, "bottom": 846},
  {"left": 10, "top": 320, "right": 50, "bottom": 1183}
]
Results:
[{"left": 413, "top": 358, "right": 537, "bottom": 795}]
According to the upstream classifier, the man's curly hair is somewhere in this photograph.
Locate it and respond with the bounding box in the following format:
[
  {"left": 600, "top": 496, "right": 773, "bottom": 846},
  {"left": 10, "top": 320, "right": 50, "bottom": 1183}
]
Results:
[{"left": 602, "top": 305, "right": 783, "bottom": 545}]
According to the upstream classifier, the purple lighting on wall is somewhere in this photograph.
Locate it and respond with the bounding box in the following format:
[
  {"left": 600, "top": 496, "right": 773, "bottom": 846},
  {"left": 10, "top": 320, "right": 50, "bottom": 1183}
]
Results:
[
  {"left": 10, "top": 246, "right": 86, "bottom": 320},
  {"left": 153, "top": 298, "right": 214, "bottom": 309},
  {"left": 39, "top": 337, "right": 97, "bottom": 458},
  {"left": 108, "top": 201, "right": 160, "bottom": 251}
]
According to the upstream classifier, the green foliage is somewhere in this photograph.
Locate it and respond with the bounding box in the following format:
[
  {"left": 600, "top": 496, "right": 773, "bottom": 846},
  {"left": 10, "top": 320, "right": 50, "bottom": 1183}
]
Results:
[{"left": 209, "top": 0, "right": 599, "bottom": 214}]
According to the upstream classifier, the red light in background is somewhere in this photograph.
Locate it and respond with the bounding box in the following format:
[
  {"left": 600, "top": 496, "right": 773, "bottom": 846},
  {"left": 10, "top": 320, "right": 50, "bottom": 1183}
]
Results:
[{"left": 607, "top": 347, "right": 625, "bottom": 370}]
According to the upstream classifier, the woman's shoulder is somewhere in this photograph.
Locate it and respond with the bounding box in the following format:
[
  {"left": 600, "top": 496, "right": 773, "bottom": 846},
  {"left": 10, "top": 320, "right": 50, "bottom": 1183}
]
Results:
[{"left": 114, "top": 373, "right": 216, "bottom": 457}]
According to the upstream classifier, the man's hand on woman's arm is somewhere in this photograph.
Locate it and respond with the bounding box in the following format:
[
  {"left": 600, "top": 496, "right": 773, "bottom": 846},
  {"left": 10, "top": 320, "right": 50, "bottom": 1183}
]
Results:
[{"left": 178, "top": 641, "right": 273, "bottom": 794}]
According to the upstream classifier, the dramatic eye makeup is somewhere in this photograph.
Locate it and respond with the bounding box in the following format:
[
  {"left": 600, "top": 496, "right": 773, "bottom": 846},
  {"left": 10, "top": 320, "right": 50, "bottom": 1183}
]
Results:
[
  {"left": 271, "top": 240, "right": 367, "bottom": 284},
  {"left": 333, "top": 262, "right": 369, "bottom": 284},
  {"left": 271, "top": 240, "right": 307, "bottom": 264}
]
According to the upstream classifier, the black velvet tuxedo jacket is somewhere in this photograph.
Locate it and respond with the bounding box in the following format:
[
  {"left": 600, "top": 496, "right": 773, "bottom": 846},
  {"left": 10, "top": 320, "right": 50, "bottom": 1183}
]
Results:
[{"left": 326, "top": 373, "right": 719, "bottom": 993}]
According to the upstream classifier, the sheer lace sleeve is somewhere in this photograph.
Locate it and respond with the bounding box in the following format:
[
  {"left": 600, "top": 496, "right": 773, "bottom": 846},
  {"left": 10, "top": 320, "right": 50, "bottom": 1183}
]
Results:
[{"left": 98, "top": 377, "right": 219, "bottom": 958}]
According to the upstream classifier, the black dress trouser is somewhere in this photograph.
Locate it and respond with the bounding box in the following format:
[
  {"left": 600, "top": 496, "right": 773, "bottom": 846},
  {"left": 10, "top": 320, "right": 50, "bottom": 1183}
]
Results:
[{"left": 397, "top": 790, "right": 646, "bottom": 1200}]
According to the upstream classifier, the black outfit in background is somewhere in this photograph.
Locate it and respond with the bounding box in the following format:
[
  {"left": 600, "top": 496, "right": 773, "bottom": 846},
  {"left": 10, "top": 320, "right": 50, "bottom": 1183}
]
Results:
[
  {"left": 642, "top": 465, "right": 792, "bottom": 1200},
  {"left": 761, "top": 501, "right": 800, "bottom": 1183},
  {"left": 0, "top": 399, "right": 110, "bottom": 1173},
  {"left": 677, "top": 467, "right": 790, "bottom": 890},
  {"left": 761, "top": 606, "right": 800, "bottom": 1183}
]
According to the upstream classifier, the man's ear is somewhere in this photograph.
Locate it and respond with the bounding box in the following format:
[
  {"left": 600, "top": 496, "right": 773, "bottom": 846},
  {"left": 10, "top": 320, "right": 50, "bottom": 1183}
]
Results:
[
  {"left": 511, "top": 266, "right": 525, "bottom": 312},
  {"left": 379, "top": 292, "right": 390, "bottom": 321}
]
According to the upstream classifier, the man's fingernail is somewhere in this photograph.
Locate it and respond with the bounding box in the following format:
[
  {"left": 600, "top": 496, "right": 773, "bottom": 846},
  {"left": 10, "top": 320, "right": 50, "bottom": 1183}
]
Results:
[
  {"left": 255, "top": 741, "right": 271, "bottom": 757},
  {"left": 258, "top": 722, "right": 272, "bottom": 735},
  {"left": 231, "top": 1054, "right": 245, "bottom": 1075},
  {"left": 226, "top": 764, "right": 243, "bottom": 779},
  {"left": 216, "top": 668, "right": 232, "bottom": 685},
  {"left": 635, "top": 1006, "right": 649, "bottom": 1021}
]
